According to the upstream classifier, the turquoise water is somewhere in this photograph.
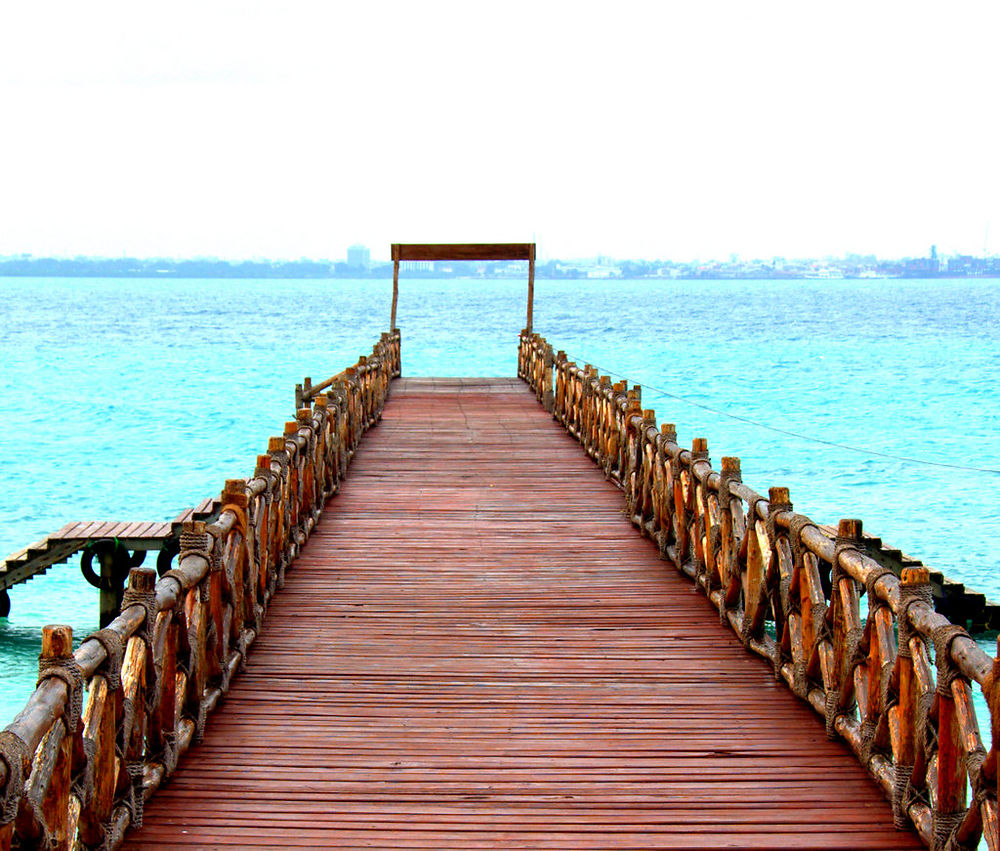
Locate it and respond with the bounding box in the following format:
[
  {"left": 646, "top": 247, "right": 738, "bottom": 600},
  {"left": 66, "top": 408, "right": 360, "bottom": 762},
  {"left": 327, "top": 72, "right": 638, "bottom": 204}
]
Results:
[{"left": 1, "top": 275, "right": 998, "bottom": 722}]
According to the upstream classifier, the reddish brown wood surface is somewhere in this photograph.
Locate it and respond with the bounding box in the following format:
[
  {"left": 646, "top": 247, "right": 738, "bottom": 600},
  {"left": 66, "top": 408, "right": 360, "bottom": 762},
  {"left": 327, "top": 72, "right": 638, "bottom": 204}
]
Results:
[
  {"left": 391, "top": 243, "right": 534, "bottom": 262},
  {"left": 123, "top": 378, "right": 921, "bottom": 850}
]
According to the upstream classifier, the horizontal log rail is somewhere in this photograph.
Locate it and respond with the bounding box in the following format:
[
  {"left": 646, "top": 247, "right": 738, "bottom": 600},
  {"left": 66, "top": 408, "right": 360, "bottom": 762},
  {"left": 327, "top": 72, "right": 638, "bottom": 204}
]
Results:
[
  {"left": 519, "top": 330, "right": 1000, "bottom": 851},
  {"left": 0, "top": 330, "right": 401, "bottom": 850},
  {"left": 297, "top": 330, "right": 402, "bottom": 407}
]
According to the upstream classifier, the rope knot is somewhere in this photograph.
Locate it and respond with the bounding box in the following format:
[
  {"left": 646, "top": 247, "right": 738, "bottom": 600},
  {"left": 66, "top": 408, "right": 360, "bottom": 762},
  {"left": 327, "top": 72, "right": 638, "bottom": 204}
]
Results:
[
  {"left": 824, "top": 687, "right": 841, "bottom": 740},
  {"left": 715, "top": 467, "right": 741, "bottom": 511},
  {"left": 788, "top": 514, "right": 817, "bottom": 571},
  {"left": 859, "top": 715, "right": 878, "bottom": 764},
  {"left": 771, "top": 637, "right": 785, "bottom": 682},
  {"left": 932, "top": 623, "right": 970, "bottom": 696},
  {"left": 0, "top": 730, "right": 29, "bottom": 825},
  {"left": 37, "top": 652, "right": 84, "bottom": 734},
  {"left": 932, "top": 810, "right": 964, "bottom": 851},
  {"left": 898, "top": 574, "right": 933, "bottom": 660},
  {"left": 209, "top": 528, "right": 224, "bottom": 574},
  {"left": 892, "top": 762, "right": 914, "bottom": 830},
  {"left": 72, "top": 736, "right": 97, "bottom": 808},
  {"left": 792, "top": 659, "right": 809, "bottom": 699},
  {"left": 966, "top": 745, "right": 991, "bottom": 809},
  {"left": 83, "top": 628, "right": 125, "bottom": 693},
  {"left": 125, "top": 760, "right": 145, "bottom": 829},
  {"left": 121, "top": 584, "right": 158, "bottom": 649},
  {"left": 765, "top": 501, "right": 792, "bottom": 552},
  {"left": 864, "top": 566, "right": 896, "bottom": 609},
  {"left": 178, "top": 525, "right": 213, "bottom": 566}
]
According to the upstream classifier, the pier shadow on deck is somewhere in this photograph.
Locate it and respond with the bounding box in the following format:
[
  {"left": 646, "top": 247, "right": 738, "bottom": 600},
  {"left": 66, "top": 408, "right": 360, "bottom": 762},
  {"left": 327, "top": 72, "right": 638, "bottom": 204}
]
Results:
[{"left": 123, "top": 378, "right": 921, "bottom": 850}]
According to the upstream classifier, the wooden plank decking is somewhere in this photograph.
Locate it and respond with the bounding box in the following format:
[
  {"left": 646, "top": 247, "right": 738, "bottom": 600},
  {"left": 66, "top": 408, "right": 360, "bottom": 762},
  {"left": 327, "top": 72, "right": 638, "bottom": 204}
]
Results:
[{"left": 124, "top": 378, "right": 922, "bottom": 850}]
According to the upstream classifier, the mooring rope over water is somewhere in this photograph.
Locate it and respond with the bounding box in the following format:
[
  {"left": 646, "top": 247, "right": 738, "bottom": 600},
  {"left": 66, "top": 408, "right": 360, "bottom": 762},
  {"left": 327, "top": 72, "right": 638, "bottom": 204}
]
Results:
[{"left": 561, "top": 351, "right": 1000, "bottom": 475}]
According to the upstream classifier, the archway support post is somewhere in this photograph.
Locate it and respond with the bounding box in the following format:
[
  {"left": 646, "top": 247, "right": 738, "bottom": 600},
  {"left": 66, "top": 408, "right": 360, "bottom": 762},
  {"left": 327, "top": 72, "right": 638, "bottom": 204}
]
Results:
[{"left": 389, "top": 243, "right": 536, "bottom": 334}]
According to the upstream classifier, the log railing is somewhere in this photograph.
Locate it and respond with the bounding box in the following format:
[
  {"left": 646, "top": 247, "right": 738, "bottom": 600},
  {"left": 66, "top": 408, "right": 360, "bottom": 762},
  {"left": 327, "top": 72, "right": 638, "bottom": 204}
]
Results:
[
  {"left": 0, "top": 329, "right": 400, "bottom": 850},
  {"left": 519, "top": 330, "right": 1000, "bottom": 851}
]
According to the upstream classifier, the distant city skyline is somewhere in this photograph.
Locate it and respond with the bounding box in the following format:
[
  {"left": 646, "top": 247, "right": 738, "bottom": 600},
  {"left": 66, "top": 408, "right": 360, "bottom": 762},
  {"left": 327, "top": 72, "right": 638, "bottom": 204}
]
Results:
[
  {"left": 2, "top": 4, "right": 998, "bottom": 264},
  {"left": 4, "top": 247, "right": 998, "bottom": 280},
  {"left": 2, "top": 243, "right": 996, "bottom": 266}
]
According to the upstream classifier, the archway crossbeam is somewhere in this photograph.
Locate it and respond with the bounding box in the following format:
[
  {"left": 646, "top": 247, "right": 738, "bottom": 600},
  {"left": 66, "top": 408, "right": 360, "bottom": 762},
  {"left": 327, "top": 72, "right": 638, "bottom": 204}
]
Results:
[{"left": 389, "top": 243, "right": 537, "bottom": 333}]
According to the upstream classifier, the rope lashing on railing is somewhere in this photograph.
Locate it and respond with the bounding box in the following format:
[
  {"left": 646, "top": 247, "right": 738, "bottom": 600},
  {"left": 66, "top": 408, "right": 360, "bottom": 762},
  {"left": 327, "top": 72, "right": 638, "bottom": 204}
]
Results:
[
  {"left": 0, "top": 329, "right": 401, "bottom": 851},
  {"left": 0, "top": 732, "right": 27, "bottom": 824},
  {"left": 899, "top": 582, "right": 934, "bottom": 662},
  {"left": 37, "top": 651, "right": 84, "bottom": 735},
  {"left": 519, "top": 330, "right": 1000, "bottom": 851},
  {"left": 84, "top": 628, "right": 124, "bottom": 693},
  {"left": 121, "top": 575, "right": 158, "bottom": 653}
]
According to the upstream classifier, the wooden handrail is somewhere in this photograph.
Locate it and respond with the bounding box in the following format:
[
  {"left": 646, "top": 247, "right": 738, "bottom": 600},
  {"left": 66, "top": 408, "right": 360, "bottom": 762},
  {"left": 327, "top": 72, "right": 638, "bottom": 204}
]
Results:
[
  {"left": 0, "top": 330, "right": 401, "bottom": 850},
  {"left": 519, "top": 329, "right": 1000, "bottom": 851},
  {"left": 299, "top": 330, "right": 402, "bottom": 406}
]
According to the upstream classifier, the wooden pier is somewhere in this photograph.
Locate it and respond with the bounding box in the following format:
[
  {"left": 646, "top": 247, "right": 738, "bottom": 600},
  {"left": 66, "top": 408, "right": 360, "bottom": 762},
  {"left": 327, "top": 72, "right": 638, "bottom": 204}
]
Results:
[
  {"left": 1, "top": 249, "right": 999, "bottom": 850},
  {"left": 119, "top": 377, "right": 919, "bottom": 849}
]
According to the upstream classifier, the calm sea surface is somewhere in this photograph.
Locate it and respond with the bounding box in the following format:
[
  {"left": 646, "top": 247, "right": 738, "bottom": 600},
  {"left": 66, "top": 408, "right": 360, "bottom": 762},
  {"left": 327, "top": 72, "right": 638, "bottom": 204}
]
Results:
[{"left": 1, "top": 275, "right": 998, "bottom": 721}]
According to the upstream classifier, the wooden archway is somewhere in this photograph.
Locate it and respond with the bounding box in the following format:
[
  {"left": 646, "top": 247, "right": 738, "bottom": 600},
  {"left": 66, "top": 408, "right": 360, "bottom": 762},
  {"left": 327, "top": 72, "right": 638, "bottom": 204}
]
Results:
[{"left": 389, "top": 243, "right": 536, "bottom": 333}]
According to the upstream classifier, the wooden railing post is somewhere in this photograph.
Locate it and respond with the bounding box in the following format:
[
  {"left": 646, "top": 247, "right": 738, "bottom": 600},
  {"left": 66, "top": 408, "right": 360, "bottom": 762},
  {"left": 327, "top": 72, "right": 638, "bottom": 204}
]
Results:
[
  {"left": 390, "top": 247, "right": 400, "bottom": 331},
  {"left": 526, "top": 243, "right": 535, "bottom": 334},
  {"left": 542, "top": 344, "right": 554, "bottom": 413},
  {"left": 31, "top": 625, "right": 75, "bottom": 848},
  {"left": 77, "top": 624, "right": 119, "bottom": 848},
  {"left": 716, "top": 456, "right": 740, "bottom": 605},
  {"left": 97, "top": 547, "right": 120, "bottom": 629},
  {"left": 896, "top": 567, "right": 927, "bottom": 831},
  {"left": 932, "top": 599, "right": 972, "bottom": 848},
  {"left": 824, "top": 519, "right": 863, "bottom": 746},
  {"left": 120, "top": 567, "right": 156, "bottom": 828}
]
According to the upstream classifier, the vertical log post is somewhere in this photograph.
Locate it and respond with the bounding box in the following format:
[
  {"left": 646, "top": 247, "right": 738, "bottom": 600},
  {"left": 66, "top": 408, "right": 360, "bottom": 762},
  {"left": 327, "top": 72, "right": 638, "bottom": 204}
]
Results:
[
  {"left": 827, "top": 519, "right": 862, "bottom": 739},
  {"left": 542, "top": 343, "right": 554, "bottom": 413},
  {"left": 40, "top": 624, "right": 72, "bottom": 667},
  {"left": 690, "top": 439, "right": 710, "bottom": 568},
  {"left": 718, "top": 456, "right": 740, "bottom": 592},
  {"left": 390, "top": 244, "right": 400, "bottom": 331},
  {"left": 896, "top": 566, "right": 927, "bottom": 830},
  {"left": 526, "top": 243, "right": 535, "bottom": 335},
  {"left": 936, "top": 619, "right": 969, "bottom": 846},
  {"left": 37, "top": 625, "right": 74, "bottom": 848},
  {"left": 77, "top": 659, "right": 116, "bottom": 846},
  {"left": 97, "top": 547, "right": 119, "bottom": 629},
  {"left": 150, "top": 614, "right": 177, "bottom": 772}
]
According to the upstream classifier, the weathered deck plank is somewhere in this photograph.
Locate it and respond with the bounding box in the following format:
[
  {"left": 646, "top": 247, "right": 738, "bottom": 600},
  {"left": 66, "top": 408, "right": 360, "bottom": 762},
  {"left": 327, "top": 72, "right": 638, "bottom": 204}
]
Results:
[{"left": 123, "top": 377, "right": 921, "bottom": 849}]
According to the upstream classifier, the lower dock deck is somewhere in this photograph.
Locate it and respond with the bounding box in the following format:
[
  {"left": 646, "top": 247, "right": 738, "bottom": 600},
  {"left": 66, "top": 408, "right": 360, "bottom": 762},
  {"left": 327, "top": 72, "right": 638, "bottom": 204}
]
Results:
[{"left": 124, "top": 378, "right": 920, "bottom": 849}]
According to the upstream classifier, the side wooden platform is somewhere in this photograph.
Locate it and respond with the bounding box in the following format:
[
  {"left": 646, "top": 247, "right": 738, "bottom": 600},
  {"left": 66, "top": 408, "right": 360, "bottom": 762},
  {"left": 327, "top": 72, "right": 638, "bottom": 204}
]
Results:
[
  {"left": 0, "top": 498, "right": 220, "bottom": 595},
  {"left": 123, "top": 378, "right": 922, "bottom": 850}
]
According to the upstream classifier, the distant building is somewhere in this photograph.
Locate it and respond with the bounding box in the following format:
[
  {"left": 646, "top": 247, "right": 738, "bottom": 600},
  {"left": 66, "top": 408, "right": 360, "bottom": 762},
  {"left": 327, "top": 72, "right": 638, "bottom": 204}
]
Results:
[{"left": 346, "top": 244, "right": 370, "bottom": 270}]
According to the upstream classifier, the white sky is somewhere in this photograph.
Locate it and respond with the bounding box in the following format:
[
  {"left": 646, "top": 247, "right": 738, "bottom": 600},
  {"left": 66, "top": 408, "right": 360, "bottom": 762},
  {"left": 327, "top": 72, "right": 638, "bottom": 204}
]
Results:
[{"left": 1, "top": 2, "right": 997, "bottom": 262}]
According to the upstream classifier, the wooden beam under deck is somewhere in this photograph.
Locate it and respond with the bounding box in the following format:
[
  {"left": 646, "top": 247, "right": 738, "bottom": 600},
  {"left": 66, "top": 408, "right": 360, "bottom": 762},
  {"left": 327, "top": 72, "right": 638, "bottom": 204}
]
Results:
[{"left": 123, "top": 378, "right": 922, "bottom": 850}]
